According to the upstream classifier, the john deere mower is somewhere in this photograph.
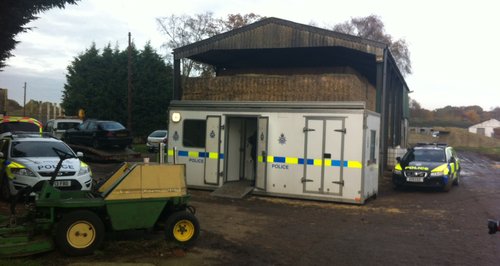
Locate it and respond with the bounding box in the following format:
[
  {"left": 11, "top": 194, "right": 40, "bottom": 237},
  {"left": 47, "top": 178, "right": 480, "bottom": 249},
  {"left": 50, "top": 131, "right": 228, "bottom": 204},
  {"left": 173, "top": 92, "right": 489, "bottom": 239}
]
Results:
[{"left": 0, "top": 148, "right": 199, "bottom": 257}]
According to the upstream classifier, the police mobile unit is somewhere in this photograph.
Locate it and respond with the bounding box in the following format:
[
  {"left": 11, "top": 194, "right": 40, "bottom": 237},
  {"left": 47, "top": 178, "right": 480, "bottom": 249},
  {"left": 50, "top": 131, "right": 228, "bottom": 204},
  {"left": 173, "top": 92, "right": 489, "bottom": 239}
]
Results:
[
  {"left": 0, "top": 133, "right": 92, "bottom": 200},
  {"left": 392, "top": 143, "right": 461, "bottom": 191},
  {"left": 167, "top": 101, "right": 380, "bottom": 204}
]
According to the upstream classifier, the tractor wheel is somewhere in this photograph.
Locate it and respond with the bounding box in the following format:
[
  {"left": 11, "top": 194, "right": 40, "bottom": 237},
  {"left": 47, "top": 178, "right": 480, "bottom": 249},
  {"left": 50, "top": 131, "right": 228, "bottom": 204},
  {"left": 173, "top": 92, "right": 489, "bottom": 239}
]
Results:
[
  {"left": 0, "top": 176, "right": 10, "bottom": 201},
  {"left": 55, "top": 210, "right": 104, "bottom": 256},
  {"left": 165, "top": 211, "right": 200, "bottom": 247}
]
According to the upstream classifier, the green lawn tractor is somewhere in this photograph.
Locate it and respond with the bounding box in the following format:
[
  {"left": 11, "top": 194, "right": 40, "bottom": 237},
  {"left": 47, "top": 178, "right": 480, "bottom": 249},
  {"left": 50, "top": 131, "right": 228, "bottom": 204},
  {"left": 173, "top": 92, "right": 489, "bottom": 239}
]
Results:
[{"left": 0, "top": 148, "right": 199, "bottom": 257}]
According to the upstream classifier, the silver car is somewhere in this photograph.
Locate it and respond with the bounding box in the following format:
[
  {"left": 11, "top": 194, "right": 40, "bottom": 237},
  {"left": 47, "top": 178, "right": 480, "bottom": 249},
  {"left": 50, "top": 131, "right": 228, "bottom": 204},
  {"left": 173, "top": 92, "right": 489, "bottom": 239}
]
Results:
[{"left": 146, "top": 130, "right": 168, "bottom": 152}]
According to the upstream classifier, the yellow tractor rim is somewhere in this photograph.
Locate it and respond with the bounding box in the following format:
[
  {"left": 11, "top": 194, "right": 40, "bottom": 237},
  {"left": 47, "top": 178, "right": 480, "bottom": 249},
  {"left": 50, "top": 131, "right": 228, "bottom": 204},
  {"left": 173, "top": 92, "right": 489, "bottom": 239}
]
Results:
[
  {"left": 66, "top": 220, "right": 96, "bottom": 249},
  {"left": 173, "top": 219, "right": 195, "bottom": 242}
]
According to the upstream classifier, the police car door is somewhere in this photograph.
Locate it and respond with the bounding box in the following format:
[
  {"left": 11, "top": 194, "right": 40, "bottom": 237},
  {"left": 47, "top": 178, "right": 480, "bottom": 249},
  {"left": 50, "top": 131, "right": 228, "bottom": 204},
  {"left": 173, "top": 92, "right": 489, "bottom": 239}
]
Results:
[{"left": 204, "top": 116, "right": 221, "bottom": 185}]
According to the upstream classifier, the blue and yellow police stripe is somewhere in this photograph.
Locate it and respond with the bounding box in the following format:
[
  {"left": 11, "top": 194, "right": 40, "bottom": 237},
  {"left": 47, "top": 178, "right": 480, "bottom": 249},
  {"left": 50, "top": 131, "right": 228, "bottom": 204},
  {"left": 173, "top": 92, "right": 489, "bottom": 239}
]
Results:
[{"left": 168, "top": 149, "right": 362, "bottom": 169}]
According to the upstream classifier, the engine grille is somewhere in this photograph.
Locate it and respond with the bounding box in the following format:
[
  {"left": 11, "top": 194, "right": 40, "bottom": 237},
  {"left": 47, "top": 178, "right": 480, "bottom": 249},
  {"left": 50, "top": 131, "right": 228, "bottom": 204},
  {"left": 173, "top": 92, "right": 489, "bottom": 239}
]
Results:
[
  {"left": 404, "top": 170, "right": 428, "bottom": 178},
  {"left": 38, "top": 171, "right": 76, "bottom": 177}
]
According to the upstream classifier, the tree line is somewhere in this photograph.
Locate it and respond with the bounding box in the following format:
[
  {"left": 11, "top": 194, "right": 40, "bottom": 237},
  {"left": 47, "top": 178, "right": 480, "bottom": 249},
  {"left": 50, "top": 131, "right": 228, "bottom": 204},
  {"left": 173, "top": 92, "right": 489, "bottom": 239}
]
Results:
[
  {"left": 2, "top": 3, "right": 413, "bottom": 139},
  {"left": 61, "top": 43, "right": 172, "bottom": 139},
  {"left": 410, "top": 99, "right": 500, "bottom": 127}
]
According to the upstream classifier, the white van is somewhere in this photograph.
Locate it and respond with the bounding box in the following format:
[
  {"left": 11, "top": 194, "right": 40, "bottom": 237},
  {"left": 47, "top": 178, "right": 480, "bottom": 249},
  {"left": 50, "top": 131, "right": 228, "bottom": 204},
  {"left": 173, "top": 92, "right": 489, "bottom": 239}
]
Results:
[{"left": 44, "top": 118, "right": 82, "bottom": 139}]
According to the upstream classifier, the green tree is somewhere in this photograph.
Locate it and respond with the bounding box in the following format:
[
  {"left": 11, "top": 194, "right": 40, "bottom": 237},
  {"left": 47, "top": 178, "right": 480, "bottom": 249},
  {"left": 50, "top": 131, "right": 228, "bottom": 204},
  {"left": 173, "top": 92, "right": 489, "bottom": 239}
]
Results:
[
  {"left": 132, "top": 43, "right": 172, "bottom": 137},
  {"left": 62, "top": 43, "right": 172, "bottom": 139},
  {"left": 0, "top": 0, "right": 80, "bottom": 70}
]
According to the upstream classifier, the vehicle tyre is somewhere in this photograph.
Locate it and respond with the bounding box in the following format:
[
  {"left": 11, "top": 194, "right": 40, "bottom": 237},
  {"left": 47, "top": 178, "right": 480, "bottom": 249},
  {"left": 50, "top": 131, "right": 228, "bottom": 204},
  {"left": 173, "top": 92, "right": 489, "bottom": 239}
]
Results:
[
  {"left": 92, "top": 140, "right": 100, "bottom": 149},
  {"left": 393, "top": 183, "right": 402, "bottom": 190},
  {"left": 64, "top": 135, "right": 72, "bottom": 144},
  {"left": 165, "top": 210, "right": 200, "bottom": 247},
  {"left": 442, "top": 179, "right": 452, "bottom": 192},
  {"left": 453, "top": 172, "right": 460, "bottom": 186},
  {"left": 0, "top": 176, "right": 10, "bottom": 201},
  {"left": 55, "top": 210, "right": 105, "bottom": 256}
]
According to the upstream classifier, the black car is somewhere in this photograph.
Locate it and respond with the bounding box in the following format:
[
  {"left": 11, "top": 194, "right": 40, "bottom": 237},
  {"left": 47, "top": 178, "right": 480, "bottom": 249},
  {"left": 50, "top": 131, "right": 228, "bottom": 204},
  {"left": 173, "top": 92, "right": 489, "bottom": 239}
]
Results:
[
  {"left": 392, "top": 143, "right": 461, "bottom": 191},
  {"left": 63, "top": 119, "right": 132, "bottom": 149}
]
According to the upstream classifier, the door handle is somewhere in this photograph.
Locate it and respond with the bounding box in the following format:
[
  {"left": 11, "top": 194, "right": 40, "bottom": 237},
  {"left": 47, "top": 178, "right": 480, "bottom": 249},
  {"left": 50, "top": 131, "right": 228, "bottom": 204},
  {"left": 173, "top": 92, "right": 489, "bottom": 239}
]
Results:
[
  {"left": 261, "top": 151, "right": 266, "bottom": 162},
  {"left": 332, "top": 180, "right": 345, "bottom": 186},
  {"left": 334, "top": 128, "right": 346, "bottom": 134},
  {"left": 301, "top": 177, "right": 313, "bottom": 183}
]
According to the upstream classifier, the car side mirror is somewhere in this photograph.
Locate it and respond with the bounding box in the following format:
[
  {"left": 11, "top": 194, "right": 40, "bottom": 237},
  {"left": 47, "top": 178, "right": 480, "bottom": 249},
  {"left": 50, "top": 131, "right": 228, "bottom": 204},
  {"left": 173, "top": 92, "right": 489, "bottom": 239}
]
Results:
[
  {"left": 76, "top": 151, "right": 84, "bottom": 158},
  {"left": 396, "top": 156, "right": 401, "bottom": 163}
]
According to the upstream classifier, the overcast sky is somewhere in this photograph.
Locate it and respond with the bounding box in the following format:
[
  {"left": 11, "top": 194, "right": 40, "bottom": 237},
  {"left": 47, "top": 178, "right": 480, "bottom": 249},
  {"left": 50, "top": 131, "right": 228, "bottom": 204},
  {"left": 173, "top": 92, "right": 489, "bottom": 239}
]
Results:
[{"left": 0, "top": 0, "right": 498, "bottom": 111}]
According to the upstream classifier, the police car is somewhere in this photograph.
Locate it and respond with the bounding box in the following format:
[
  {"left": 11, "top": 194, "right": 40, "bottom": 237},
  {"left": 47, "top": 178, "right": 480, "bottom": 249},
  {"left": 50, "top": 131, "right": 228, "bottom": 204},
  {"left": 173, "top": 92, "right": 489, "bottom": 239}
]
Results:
[
  {"left": 392, "top": 143, "right": 461, "bottom": 191},
  {"left": 0, "top": 133, "right": 92, "bottom": 200}
]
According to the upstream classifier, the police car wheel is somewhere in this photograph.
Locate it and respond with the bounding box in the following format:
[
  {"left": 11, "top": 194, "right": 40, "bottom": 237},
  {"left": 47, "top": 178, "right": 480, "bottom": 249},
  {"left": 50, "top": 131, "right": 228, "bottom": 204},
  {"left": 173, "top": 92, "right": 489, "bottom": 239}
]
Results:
[
  {"left": 442, "top": 180, "right": 452, "bottom": 192},
  {"left": 0, "top": 177, "right": 11, "bottom": 201},
  {"left": 453, "top": 173, "right": 460, "bottom": 186}
]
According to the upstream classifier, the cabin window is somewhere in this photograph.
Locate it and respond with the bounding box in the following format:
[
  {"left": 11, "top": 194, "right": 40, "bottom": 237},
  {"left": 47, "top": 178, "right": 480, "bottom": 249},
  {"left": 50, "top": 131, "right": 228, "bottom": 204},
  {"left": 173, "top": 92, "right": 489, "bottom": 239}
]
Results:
[
  {"left": 369, "top": 130, "right": 377, "bottom": 164},
  {"left": 183, "top": 119, "right": 206, "bottom": 148}
]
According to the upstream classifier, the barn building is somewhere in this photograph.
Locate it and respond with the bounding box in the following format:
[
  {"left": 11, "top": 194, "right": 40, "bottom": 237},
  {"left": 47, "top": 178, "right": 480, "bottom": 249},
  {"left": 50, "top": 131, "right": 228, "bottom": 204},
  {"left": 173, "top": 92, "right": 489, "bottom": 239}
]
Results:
[{"left": 167, "top": 17, "right": 410, "bottom": 202}]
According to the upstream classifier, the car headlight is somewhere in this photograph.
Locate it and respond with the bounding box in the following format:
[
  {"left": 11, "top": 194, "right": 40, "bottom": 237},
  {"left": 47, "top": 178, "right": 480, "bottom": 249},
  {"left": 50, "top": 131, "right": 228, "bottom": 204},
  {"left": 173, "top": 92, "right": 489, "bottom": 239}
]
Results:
[
  {"left": 11, "top": 168, "right": 37, "bottom": 177},
  {"left": 78, "top": 162, "right": 91, "bottom": 176},
  {"left": 430, "top": 171, "right": 444, "bottom": 177}
]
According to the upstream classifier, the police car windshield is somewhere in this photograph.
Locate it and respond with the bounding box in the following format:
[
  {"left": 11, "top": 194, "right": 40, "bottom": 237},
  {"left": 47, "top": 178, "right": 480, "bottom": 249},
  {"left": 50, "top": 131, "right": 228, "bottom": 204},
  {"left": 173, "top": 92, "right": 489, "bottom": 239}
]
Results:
[
  {"left": 11, "top": 141, "right": 75, "bottom": 158},
  {"left": 0, "top": 122, "right": 39, "bottom": 134},
  {"left": 404, "top": 149, "right": 446, "bottom": 163}
]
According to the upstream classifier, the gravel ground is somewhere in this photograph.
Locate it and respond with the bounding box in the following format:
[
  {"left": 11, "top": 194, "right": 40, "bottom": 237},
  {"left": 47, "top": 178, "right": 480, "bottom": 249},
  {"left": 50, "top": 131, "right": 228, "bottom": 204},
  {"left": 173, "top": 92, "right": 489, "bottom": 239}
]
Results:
[{"left": 1, "top": 151, "right": 500, "bottom": 266}]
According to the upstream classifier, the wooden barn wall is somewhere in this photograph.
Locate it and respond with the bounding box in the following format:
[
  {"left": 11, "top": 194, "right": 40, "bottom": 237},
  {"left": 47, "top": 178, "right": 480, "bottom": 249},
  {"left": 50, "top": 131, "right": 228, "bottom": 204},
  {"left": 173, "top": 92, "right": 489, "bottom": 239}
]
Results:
[
  {"left": 182, "top": 73, "right": 376, "bottom": 111},
  {"left": 176, "top": 23, "right": 383, "bottom": 59}
]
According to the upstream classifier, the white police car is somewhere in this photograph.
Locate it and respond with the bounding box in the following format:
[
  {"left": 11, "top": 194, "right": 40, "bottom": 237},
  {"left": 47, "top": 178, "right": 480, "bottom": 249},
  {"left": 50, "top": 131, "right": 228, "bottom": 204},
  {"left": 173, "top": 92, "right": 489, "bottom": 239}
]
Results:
[{"left": 0, "top": 133, "right": 92, "bottom": 200}]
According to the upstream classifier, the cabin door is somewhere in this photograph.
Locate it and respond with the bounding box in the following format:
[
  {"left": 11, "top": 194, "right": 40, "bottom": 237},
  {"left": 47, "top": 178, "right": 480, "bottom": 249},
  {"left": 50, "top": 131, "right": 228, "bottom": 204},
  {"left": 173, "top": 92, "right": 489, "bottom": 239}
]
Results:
[
  {"left": 204, "top": 116, "right": 221, "bottom": 185},
  {"left": 303, "top": 117, "right": 345, "bottom": 195}
]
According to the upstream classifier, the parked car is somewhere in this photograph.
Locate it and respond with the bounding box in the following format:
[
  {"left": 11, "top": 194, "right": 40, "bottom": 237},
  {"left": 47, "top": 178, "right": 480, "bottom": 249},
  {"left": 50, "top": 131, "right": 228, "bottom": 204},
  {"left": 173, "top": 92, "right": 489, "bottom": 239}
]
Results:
[
  {"left": 146, "top": 130, "right": 168, "bottom": 152},
  {"left": 44, "top": 118, "right": 82, "bottom": 139},
  {"left": 63, "top": 119, "right": 132, "bottom": 149},
  {"left": 0, "top": 116, "right": 42, "bottom": 138},
  {"left": 392, "top": 143, "right": 461, "bottom": 191},
  {"left": 0, "top": 132, "right": 92, "bottom": 200}
]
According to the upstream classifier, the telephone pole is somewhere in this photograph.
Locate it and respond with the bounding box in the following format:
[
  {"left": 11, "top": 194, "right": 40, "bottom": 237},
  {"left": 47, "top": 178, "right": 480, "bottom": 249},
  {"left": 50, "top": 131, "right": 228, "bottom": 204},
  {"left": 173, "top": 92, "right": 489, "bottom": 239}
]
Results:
[
  {"left": 23, "top": 82, "right": 26, "bottom": 116},
  {"left": 127, "top": 32, "right": 132, "bottom": 131}
]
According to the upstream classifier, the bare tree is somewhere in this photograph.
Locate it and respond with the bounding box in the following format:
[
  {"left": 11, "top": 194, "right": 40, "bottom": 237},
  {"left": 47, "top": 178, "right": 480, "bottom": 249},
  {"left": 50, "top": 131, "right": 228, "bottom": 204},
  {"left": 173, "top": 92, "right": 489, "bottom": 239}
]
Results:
[
  {"left": 156, "top": 13, "right": 264, "bottom": 79},
  {"left": 220, "top": 13, "right": 263, "bottom": 30},
  {"left": 333, "top": 14, "right": 412, "bottom": 76},
  {"left": 156, "top": 12, "right": 220, "bottom": 78}
]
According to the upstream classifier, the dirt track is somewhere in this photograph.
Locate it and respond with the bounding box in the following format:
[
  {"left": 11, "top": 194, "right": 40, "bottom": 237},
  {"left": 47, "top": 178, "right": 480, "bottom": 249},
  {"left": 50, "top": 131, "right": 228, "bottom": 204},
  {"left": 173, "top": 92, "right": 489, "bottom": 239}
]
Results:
[{"left": 2, "top": 151, "right": 500, "bottom": 265}]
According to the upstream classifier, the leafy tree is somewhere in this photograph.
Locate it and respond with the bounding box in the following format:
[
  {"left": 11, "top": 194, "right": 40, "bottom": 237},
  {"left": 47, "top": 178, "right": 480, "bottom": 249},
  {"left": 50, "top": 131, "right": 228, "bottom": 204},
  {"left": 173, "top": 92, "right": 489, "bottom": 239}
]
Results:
[
  {"left": 62, "top": 43, "right": 172, "bottom": 139},
  {"left": 0, "top": 0, "right": 80, "bottom": 70},
  {"left": 333, "top": 14, "right": 412, "bottom": 76}
]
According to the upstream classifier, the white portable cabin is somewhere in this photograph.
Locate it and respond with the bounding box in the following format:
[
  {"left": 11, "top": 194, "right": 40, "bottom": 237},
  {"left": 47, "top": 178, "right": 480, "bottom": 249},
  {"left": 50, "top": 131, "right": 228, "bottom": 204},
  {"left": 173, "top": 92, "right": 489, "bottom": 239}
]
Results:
[{"left": 167, "top": 101, "right": 380, "bottom": 204}]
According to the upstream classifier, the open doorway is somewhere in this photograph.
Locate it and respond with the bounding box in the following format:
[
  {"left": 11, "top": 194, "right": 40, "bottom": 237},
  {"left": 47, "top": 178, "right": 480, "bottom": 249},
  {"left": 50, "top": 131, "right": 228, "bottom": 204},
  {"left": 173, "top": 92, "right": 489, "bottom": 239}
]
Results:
[{"left": 225, "top": 116, "right": 258, "bottom": 185}]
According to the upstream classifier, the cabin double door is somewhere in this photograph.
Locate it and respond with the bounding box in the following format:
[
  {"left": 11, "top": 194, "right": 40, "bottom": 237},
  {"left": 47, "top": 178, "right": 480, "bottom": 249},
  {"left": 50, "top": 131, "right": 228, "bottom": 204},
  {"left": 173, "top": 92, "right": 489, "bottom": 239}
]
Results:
[{"left": 303, "top": 117, "right": 346, "bottom": 195}]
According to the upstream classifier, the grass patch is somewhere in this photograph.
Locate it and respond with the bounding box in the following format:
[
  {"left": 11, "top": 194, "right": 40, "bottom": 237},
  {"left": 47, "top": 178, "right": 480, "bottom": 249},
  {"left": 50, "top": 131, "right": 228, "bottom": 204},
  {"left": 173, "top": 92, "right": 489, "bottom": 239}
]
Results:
[{"left": 132, "top": 144, "right": 148, "bottom": 153}]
